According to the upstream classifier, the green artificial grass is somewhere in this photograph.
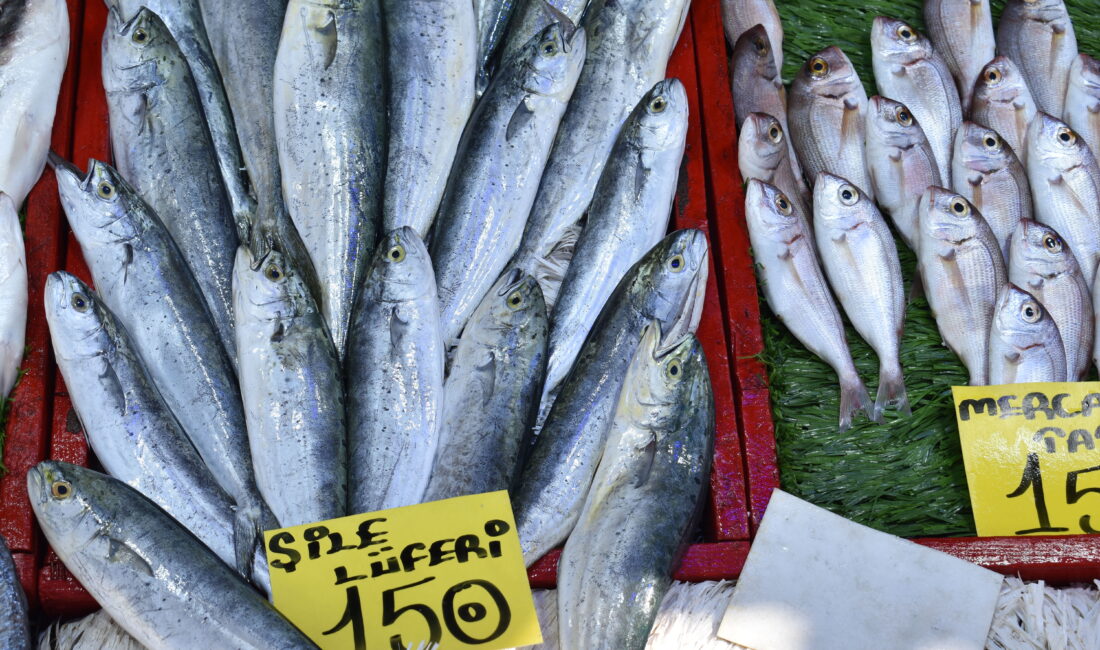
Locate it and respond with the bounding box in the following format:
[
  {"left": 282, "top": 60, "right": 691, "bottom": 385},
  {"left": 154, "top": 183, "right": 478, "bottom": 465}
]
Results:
[{"left": 760, "top": 0, "right": 1100, "bottom": 537}]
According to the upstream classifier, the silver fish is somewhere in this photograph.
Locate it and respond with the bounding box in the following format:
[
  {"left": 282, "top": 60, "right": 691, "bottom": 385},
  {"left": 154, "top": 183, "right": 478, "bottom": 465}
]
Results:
[
  {"left": 514, "top": 229, "right": 708, "bottom": 567},
  {"left": 346, "top": 228, "right": 444, "bottom": 512},
  {"left": 424, "top": 271, "right": 547, "bottom": 501},
  {"left": 557, "top": 324, "right": 712, "bottom": 650},
  {"left": 44, "top": 272, "right": 269, "bottom": 590},
  {"left": 739, "top": 113, "right": 811, "bottom": 213},
  {"left": 432, "top": 23, "right": 585, "bottom": 346},
  {"left": 382, "top": 0, "right": 477, "bottom": 237},
  {"left": 234, "top": 247, "right": 345, "bottom": 528},
  {"left": 28, "top": 462, "right": 316, "bottom": 649},
  {"left": 1092, "top": 271, "right": 1100, "bottom": 375},
  {"left": 720, "top": 0, "right": 783, "bottom": 71},
  {"left": 0, "top": 0, "right": 68, "bottom": 207},
  {"left": 745, "top": 179, "right": 872, "bottom": 428},
  {"left": 274, "top": 0, "right": 385, "bottom": 357},
  {"left": 541, "top": 79, "right": 688, "bottom": 426},
  {"left": 509, "top": 0, "right": 690, "bottom": 307},
  {"left": 0, "top": 538, "right": 29, "bottom": 650},
  {"left": 996, "top": 0, "right": 1077, "bottom": 117},
  {"left": 813, "top": 173, "right": 908, "bottom": 418},
  {"left": 0, "top": 194, "right": 25, "bottom": 400},
  {"left": 970, "top": 56, "right": 1037, "bottom": 166},
  {"left": 52, "top": 157, "right": 269, "bottom": 580},
  {"left": 923, "top": 0, "right": 994, "bottom": 111},
  {"left": 102, "top": 8, "right": 238, "bottom": 361},
  {"left": 989, "top": 284, "right": 1067, "bottom": 384},
  {"left": 917, "top": 187, "right": 1006, "bottom": 385},
  {"left": 787, "top": 47, "right": 875, "bottom": 199},
  {"left": 1008, "top": 219, "right": 1092, "bottom": 380},
  {"left": 1064, "top": 54, "right": 1100, "bottom": 160},
  {"left": 500, "top": 0, "right": 590, "bottom": 64},
  {"left": 473, "top": 0, "right": 518, "bottom": 94},
  {"left": 865, "top": 96, "right": 941, "bottom": 250},
  {"left": 951, "top": 122, "right": 1032, "bottom": 261},
  {"left": 1025, "top": 113, "right": 1100, "bottom": 288},
  {"left": 870, "top": 17, "right": 962, "bottom": 184}
]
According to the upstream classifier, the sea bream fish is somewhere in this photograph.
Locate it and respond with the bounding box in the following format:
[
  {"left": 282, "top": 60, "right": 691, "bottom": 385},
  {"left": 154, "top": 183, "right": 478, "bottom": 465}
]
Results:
[
  {"left": 739, "top": 113, "right": 811, "bottom": 214},
  {"left": 0, "top": 194, "right": 25, "bottom": 400},
  {"left": 744, "top": 179, "right": 872, "bottom": 429},
  {"left": 923, "top": 0, "right": 994, "bottom": 111},
  {"left": 720, "top": 0, "right": 784, "bottom": 71},
  {"left": 1064, "top": 54, "right": 1100, "bottom": 159},
  {"left": 996, "top": 0, "right": 1077, "bottom": 117},
  {"left": 969, "top": 56, "right": 1037, "bottom": 166},
  {"left": 989, "top": 284, "right": 1067, "bottom": 384}
]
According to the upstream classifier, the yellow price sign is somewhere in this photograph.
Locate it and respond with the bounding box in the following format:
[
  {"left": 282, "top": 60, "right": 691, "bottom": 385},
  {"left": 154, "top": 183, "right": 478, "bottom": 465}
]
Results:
[
  {"left": 952, "top": 383, "right": 1100, "bottom": 536},
  {"left": 263, "top": 491, "right": 542, "bottom": 649}
]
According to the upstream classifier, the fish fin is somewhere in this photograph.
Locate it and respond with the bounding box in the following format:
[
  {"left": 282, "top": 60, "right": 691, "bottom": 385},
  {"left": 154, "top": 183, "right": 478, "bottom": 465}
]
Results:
[
  {"left": 887, "top": 151, "right": 903, "bottom": 163},
  {"left": 310, "top": 10, "right": 338, "bottom": 70},
  {"left": 270, "top": 320, "right": 286, "bottom": 343},
  {"left": 967, "top": 173, "right": 983, "bottom": 187},
  {"left": 633, "top": 434, "right": 658, "bottom": 488},
  {"left": 476, "top": 352, "right": 497, "bottom": 407},
  {"left": 841, "top": 100, "right": 861, "bottom": 139},
  {"left": 507, "top": 98, "right": 536, "bottom": 142},
  {"left": 389, "top": 305, "right": 410, "bottom": 346},
  {"left": 838, "top": 371, "right": 875, "bottom": 430},
  {"left": 106, "top": 537, "right": 153, "bottom": 577},
  {"left": 1048, "top": 173, "right": 1065, "bottom": 186},
  {"left": 891, "top": 64, "right": 907, "bottom": 77},
  {"left": 874, "top": 363, "right": 911, "bottom": 419},
  {"left": 1089, "top": 103, "right": 1100, "bottom": 115},
  {"left": 634, "top": 153, "right": 651, "bottom": 198},
  {"left": 532, "top": 223, "right": 583, "bottom": 310},
  {"left": 233, "top": 499, "right": 263, "bottom": 581}
]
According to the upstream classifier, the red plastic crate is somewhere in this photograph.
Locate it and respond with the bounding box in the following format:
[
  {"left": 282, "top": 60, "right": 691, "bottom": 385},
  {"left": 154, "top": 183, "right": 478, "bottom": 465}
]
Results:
[{"left": 690, "top": 0, "right": 1100, "bottom": 580}]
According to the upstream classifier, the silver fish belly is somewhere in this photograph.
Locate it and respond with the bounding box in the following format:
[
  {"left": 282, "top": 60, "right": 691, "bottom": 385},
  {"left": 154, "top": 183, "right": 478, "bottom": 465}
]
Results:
[
  {"left": 996, "top": 0, "right": 1077, "bottom": 117},
  {"left": 923, "top": 0, "right": 994, "bottom": 111},
  {"left": 0, "top": 195, "right": 26, "bottom": 400}
]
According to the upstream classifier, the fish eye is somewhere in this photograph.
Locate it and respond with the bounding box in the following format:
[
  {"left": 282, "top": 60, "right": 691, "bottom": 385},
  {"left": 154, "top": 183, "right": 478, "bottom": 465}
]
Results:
[
  {"left": 949, "top": 197, "right": 970, "bottom": 217},
  {"left": 540, "top": 39, "right": 559, "bottom": 57},
  {"left": 70, "top": 292, "right": 89, "bottom": 313},
  {"left": 1043, "top": 235, "right": 1063, "bottom": 252},
  {"left": 131, "top": 27, "right": 149, "bottom": 45},
  {"left": 386, "top": 244, "right": 406, "bottom": 263},
  {"left": 983, "top": 66, "right": 1002, "bottom": 85},
  {"left": 895, "top": 107, "right": 913, "bottom": 126},
  {"left": 51, "top": 480, "right": 73, "bottom": 499},
  {"left": 753, "top": 36, "right": 768, "bottom": 55},
  {"left": 665, "top": 359, "right": 683, "bottom": 381},
  {"left": 896, "top": 24, "right": 916, "bottom": 42},
  {"left": 767, "top": 124, "right": 783, "bottom": 143},
  {"left": 774, "top": 193, "right": 792, "bottom": 215},
  {"left": 1056, "top": 126, "right": 1077, "bottom": 146},
  {"left": 96, "top": 181, "right": 116, "bottom": 200},
  {"left": 809, "top": 56, "right": 829, "bottom": 78},
  {"left": 1020, "top": 300, "right": 1042, "bottom": 323},
  {"left": 648, "top": 95, "right": 668, "bottom": 113},
  {"left": 667, "top": 254, "right": 686, "bottom": 272},
  {"left": 983, "top": 132, "right": 1000, "bottom": 150},
  {"left": 263, "top": 263, "right": 283, "bottom": 282},
  {"left": 506, "top": 290, "right": 524, "bottom": 310},
  {"left": 838, "top": 184, "right": 859, "bottom": 206}
]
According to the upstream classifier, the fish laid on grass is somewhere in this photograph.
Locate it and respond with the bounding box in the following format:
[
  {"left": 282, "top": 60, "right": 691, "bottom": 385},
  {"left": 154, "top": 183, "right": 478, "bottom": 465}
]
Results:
[
  {"left": 996, "top": 0, "right": 1077, "bottom": 117},
  {"left": 557, "top": 324, "right": 713, "bottom": 650},
  {"left": 0, "top": 194, "right": 25, "bottom": 400},
  {"left": 989, "top": 284, "right": 1067, "bottom": 384},
  {"left": 52, "top": 157, "right": 269, "bottom": 580},
  {"left": 864, "top": 96, "right": 940, "bottom": 250},
  {"left": 274, "top": 0, "right": 385, "bottom": 357},
  {"left": 346, "top": 228, "right": 444, "bottom": 513},
  {"left": 917, "top": 187, "right": 1006, "bottom": 386},
  {"left": 514, "top": 229, "right": 708, "bottom": 567},
  {"left": 813, "top": 173, "right": 908, "bottom": 419},
  {"left": 969, "top": 56, "right": 1037, "bottom": 167},
  {"left": 0, "top": 0, "right": 68, "bottom": 207},
  {"left": 720, "top": 0, "right": 783, "bottom": 71},
  {"left": 1025, "top": 113, "right": 1100, "bottom": 288},
  {"left": 432, "top": 23, "right": 585, "bottom": 346},
  {"left": 29, "top": 462, "right": 316, "bottom": 649},
  {"left": 234, "top": 247, "right": 345, "bottom": 529},
  {"left": 424, "top": 271, "right": 547, "bottom": 501},
  {"left": 951, "top": 122, "right": 1032, "bottom": 261},
  {"left": 0, "top": 537, "right": 29, "bottom": 650},
  {"left": 739, "top": 113, "right": 810, "bottom": 214},
  {"left": 1009, "top": 220, "right": 1092, "bottom": 381},
  {"left": 922, "top": 0, "right": 994, "bottom": 112},
  {"left": 1064, "top": 54, "right": 1100, "bottom": 159},
  {"left": 870, "top": 17, "right": 962, "bottom": 184},
  {"left": 788, "top": 46, "right": 874, "bottom": 199},
  {"left": 44, "top": 272, "right": 269, "bottom": 591},
  {"left": 382, "top": 0, "right": 477, "bottom": 237},
  {"left": 745, "top": 179, "right": 872, "bottom": 428},
  {"left": 102, "top": 7, "right": 238, "bottom": 360}
]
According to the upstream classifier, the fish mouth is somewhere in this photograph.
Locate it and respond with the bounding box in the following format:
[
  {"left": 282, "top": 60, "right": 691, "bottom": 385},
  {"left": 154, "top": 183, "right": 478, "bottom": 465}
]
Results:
[
  {"left": 661, "top": 248, "right": 709, "bottom": 350},
  {"left": 48, "top": 153, "right": 94, "bottom": 192}
]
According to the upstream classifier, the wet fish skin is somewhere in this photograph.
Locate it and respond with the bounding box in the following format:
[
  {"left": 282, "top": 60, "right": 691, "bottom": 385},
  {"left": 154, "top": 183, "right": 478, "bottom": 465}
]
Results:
[
  {"left": 989, "top": 283, "right": 1067, "bottom": 384},
  {"left": 234, "top": 247, "right": 345, "bottom": 529},
  {"left": 923, "top": 0, "right": 994, "bottom": 112},
  {"left": 44, "top": 272, "right": 270, "bottom": 592},
  {"left": 1025, "top": 112, "right": 1100, "bottom": 288},
  {"left": 0, "top": 0, "right": 68, "bottom": 207},
  {"left": 473, "top": 0, "right": 518, "bottom": 94},
  {"left": 1064, "top": 54, "right": 1100, "bottom": 160},
  {"left": 425, "top": 271, "right": 547, "bottom": 501},
  {"left": 52, "top": 157, "right": 269, "bottom": 581},
  {"left": 996, "top": 0, "right": 1077, "bottom": 117},
  {"left": 787, "top": 46, "right": 875, "bottom": 200},
  {"left": 433, "top": 23, "right": 585, "bottom": 346},
  {"left": 514, "top": 229, "right": 708, "bottom": 567},
  {"left": 0, "top": 537, "right": 29, "bottom": 650},
  {"left": 557, "top": 324, "right": 712, "bottom": 650},
  {"left": 500, "top": 0, "right": 589, "bottom": 64},
  {"left": 1008, "top": 219, "right": 1092, "bottom": 380},
  {"left": 870, "top": 17, "right": 962, "bottom": 184},
  {"left": 970, "top": 56, "right": 1037, "bottom": 166},
  {"left": 510, "top": 0, "right": 690, "bottom": 306},
  {"left": 382, "top": 0, "right": 477, "bottom": 237},
  {"left": 917, "top": 186, "right": 1006, "bottom": 385},
  {"left": 813, "top": 173, "right": 908, "bottom": 419},
  {"left": 744, "top": 179, "right": 871, "bottom": 429},
  {"left": 28, "top": 462, "right": 317, "bottom": 649},
  {"left": 541, "top": 79, "right": 688, "bottom": 427},
  {"left": 720, "top": 0, "right": 783, "bottom": 71},
  {"left": 739, "top": 113, "right": 811, "bottom": 213},
  {"left": 346, "top": 228, "right": 444, "bottom": 512},
  {"left": 0, "top": 194, "right": 25, "bottom": 399},
  {"left": 864, "top": 96, "right": 941, "bottom": 250},
  {"left": 102, "top": 7, "right": 238, "bottom": 362}
]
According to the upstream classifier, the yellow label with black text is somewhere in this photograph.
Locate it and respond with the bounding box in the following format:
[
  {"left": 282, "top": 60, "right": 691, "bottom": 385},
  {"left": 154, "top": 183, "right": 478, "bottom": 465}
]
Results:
[
  {"left": 952, "top": 383, "right": 1100, "bottom": 536},
  {"left": 263, "top": 491, "right": 542, "bottom": 649}
]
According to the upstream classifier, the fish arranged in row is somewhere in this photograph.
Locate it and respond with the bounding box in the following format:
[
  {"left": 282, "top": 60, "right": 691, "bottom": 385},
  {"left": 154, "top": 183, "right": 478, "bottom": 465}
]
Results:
[{"left": 739, "top": 113, "right": 810, "bottom": 222}]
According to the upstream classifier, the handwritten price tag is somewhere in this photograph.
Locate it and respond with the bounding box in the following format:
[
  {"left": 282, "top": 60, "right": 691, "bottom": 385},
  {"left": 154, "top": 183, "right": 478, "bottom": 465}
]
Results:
[
  {"left": 952, "top": 383, "right": 1100, "bottom": 536},
  {"left": 263, "top": 491, "right": 542, "bottom": 649}
]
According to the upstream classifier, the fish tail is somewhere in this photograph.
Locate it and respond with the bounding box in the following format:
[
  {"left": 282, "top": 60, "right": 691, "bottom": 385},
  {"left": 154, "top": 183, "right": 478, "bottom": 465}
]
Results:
[
  {"left": 838, "top": 371, "right": 874, "bottom": 431},
  {"left": 875, "top": 362, "right": 911, "bottom": 419},
  {"left": 233, "top": 497, "right": 265, "bottom": 582}
]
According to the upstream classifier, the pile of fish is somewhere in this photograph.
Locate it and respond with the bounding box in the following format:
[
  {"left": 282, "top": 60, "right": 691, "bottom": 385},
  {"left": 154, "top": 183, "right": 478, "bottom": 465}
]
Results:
[
  {"left": 732, "top": 0, "right": 1100, "bottom": 430},
  {"left": 23, "top": 0, "right": 715, "bottom": 648}
]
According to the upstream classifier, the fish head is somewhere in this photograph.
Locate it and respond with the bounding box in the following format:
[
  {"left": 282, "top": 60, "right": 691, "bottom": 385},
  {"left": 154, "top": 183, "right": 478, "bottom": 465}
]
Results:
[
  {"left": 637, "top": 229, "right": 709, "bottom": 347},
  {"left": 101, "top": 6, "right": 169, "bottom": 93},
  {"left": 745, "top": 178, "right": 802, "bottom": 237},
  {"left": 43, "top": 271, "right": 111, "bottom": 364},
  {"left": 732, "top": 24, "right": 780, "bottom": 83},
  {"left": 919, "top": 186, "right": 982, "bottom": 245},
  {"left": 1004, "top": 0, "right": 1068, "bottom": 23},
  {"left": 870, "top": 17, "right": 933, "bottom": 66},
  {"left": 1069, "top": 53, "right": 1100, "bottom": 97},
  {"left": 372, "top": 227, "right": 435, "bottom": 303},
  {"left": 51, "top": 156, "right": 139, "bottom": 246},
  {"left": 954, "top": 122, "right": 1012, "bottom": 176},
  {"left": 620, "top": 322, "right": 708, "bottom": 431},
  {"left": 992, "top": 283, "right": 1061, "bottom": 351},
  {"left": 740, "top": 113, "right": 787, "bottom": 162},
  {"left": 626, "top": 78, "right": 689, "bottom": 152},
  {"left": 27, "top": 462, "right": 109, "bottom": 551},
  {"left": 232, "top": 245, "right": 314, "bottom": 325},
  {"left": 972, "top": 56, "right": 1027, "bottom": 107},
  {"left": 1009, "top": 219, "right": 1077, "bottom": 278},
  {"left": 794, "top": 46, "right": 862, "bottom": 99},
  {"left": 866, "top": 96, "right": 924, "bottom": 149},
  {"left": 1027, "top": 112, "right": 1092, "bottom": 174},
  {"left": 812, "top": 172, "right": 873, "bottom": 232},
  {"left": 477, "top": 269, "right": 547, "bottom": 341},
  {"left": 521, "top": 21, "right": 586, "bottom": 101}
]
